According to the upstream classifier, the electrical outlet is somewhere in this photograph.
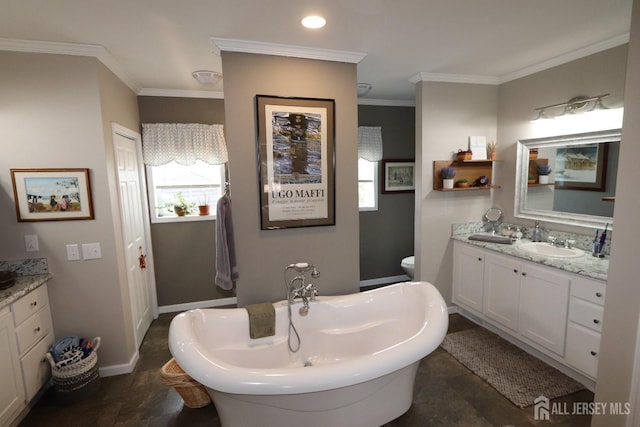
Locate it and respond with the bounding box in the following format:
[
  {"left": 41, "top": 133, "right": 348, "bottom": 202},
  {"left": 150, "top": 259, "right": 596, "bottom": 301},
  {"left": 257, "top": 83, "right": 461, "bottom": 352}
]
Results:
[
  {"left": 25, "top": 235, "right": 39, "bottom": 252},
  {"left": 82, "top": 243, "right": 102, "bottom": 260},
  {"left": 66, "top": 244, "right": 80, "bottom": 261}
]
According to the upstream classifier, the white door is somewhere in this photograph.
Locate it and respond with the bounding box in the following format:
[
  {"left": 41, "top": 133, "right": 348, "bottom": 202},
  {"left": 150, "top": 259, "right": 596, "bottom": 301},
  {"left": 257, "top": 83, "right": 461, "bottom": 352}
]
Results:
[{"left": 112, "top": 124, "right": 156, "bottom": 348}]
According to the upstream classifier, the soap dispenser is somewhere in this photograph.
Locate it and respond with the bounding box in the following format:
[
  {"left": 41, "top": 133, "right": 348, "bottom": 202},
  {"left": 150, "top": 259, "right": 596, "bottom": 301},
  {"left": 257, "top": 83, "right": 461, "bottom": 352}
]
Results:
[{"left": 531, "top": 221, "right": 544, "bottom": 242}]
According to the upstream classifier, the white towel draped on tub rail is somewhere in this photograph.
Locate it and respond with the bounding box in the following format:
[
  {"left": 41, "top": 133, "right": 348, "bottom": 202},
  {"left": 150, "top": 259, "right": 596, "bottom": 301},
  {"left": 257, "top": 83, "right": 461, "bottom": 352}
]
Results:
[{"left": 215, "top": 193, "right": 238, "bottom": 290}]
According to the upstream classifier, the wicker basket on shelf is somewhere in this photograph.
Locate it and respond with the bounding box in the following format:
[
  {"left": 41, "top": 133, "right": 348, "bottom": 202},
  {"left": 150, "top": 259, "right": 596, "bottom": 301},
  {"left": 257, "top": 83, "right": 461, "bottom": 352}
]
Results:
[
  {"left": 46, "top": 337, "right": 101, "bottom": 404},
  {"left": 160, "top": 358, "right": 212, "bottom": 408}
]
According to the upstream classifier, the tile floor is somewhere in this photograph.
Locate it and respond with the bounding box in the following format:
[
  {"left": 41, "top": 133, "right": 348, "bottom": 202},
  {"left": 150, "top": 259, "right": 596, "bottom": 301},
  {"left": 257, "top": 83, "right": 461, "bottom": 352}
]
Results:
[{"left": 19, "top": 313, "right": 593, "bottom": 427}]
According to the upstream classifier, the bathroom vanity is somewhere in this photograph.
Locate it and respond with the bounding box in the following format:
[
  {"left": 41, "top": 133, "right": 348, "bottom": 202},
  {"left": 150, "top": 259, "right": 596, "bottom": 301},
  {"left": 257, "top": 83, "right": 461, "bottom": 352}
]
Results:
[
  {"left": 451, "top": 234, "right": 607, "bottom": 389},
  {"left": 0, "top": 260, "right": 53, "bottom": 426}
]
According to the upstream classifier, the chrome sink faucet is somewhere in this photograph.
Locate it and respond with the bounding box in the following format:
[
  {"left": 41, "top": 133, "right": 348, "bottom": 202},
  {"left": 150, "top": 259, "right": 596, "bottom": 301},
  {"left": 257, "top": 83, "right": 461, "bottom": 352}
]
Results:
[{"left": 548, "top": 236, "right": 575, "bottom": 248}]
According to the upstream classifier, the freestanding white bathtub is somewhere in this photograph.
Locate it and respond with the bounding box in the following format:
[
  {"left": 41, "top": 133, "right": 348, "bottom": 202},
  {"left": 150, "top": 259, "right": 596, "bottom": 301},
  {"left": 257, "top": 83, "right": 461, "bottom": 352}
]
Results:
[{"left": 169, "top": 281, "right": 448, "bottom": 427}]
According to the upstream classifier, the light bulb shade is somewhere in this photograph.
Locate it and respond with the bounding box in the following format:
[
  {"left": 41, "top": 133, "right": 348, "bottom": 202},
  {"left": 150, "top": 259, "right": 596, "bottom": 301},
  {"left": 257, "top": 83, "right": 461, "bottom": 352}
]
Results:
[
  {"left": 192, "top": 70, "right": 222, "bottom": 85},
  {"left": 357, "top": 83, "right": 372, "bottom": 97}
]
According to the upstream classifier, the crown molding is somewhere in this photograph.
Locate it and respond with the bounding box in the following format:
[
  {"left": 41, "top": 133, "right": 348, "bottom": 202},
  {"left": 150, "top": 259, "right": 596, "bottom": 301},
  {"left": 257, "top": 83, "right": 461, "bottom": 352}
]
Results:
[
  {"left": 212, "top": 37, "right": 367, "bottom": 64},
  {"left": 358, "top": 98, "right": 415, "bottom": 107},
  {"left": 137, "top": 88, "right": 225, "bottom": 99},
  {"left": 409, "top": 72, "right": 499, "bottom": 85},
  {"left": 498, "top": 32, "right": 630, "bottom": 83},
  {"left": 0, "top": 38, "right": 139, "bottom": 92}
]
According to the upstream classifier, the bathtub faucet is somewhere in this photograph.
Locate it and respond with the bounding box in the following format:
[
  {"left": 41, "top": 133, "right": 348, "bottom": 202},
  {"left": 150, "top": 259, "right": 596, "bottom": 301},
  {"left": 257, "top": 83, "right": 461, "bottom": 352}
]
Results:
[{"left": 285, "top": 263, "right": 320, "bottom": 314}]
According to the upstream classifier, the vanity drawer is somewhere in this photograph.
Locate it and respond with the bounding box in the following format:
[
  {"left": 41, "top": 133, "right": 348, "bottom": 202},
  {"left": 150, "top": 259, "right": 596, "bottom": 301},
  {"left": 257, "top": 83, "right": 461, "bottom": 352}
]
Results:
[
  {"left": 566, "top": 323, "right": 601, "bottom": 379},
  {"left": 20, "top": 331, "right": 53, "bottom": 402},
  {"left": 569, "top": 298, "right": 604, "bottom": 332},
  {"left": 570, "top": 277, "right": 605, "bottom": 306},
  {"left": 15, "top": 305, "right": 52, "bottom": 355},
  {"left": 13, "top": 285, "right": 49, "bottom": 326}
]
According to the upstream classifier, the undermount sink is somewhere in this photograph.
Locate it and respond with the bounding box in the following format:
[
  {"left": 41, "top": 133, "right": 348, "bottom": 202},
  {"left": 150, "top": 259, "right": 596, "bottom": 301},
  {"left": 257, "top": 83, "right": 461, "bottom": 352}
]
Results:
[{"left": 519, "top": 242, "right": 584, "bottom": 258}]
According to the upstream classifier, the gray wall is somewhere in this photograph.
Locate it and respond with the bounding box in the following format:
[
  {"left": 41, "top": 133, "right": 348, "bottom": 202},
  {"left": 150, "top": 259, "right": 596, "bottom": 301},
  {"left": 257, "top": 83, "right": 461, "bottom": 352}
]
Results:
[
  {"left": 221, "top": 52, "right": 360, "bottom": 306},
  {"left": 0, "top": 51, "right": 140, "bottom": 368},
  {"left": 137, "top": 96, "right": 233, "bottom": 306},
  {"left": 594, "top": 0, "right": 640, "bottom": 424},
  {"left": 358, "top": 105, "right": 415, "bottom": 280}
]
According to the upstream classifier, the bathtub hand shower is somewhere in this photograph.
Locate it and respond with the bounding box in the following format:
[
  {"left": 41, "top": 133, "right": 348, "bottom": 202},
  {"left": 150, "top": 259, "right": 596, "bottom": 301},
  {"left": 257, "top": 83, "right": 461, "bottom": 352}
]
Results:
[{"left": 284, "top": 262, "right": 320, "bottom": 352}]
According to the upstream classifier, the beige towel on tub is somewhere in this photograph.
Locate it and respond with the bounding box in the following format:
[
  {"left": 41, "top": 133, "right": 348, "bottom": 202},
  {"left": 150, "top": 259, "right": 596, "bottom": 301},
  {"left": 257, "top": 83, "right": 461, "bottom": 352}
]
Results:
[{"left": 245, "top": 303, "right": 275, "bottom": 339}]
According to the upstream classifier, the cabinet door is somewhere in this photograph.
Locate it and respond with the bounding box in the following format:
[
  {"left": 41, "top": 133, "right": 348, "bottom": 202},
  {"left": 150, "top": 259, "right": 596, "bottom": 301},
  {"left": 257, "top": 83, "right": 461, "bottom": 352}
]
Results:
[
  {"left": 453, "top": 242, "right": 485, "bottom": 313},
  {"left": 0, "top": 308, "right": 25, "bottom": 426},
  {"left": 483, "top": 252, "right": 521, "bottom": 331},
  {"left": 519, "top": 262, "right": 570, "bottom": 355}
]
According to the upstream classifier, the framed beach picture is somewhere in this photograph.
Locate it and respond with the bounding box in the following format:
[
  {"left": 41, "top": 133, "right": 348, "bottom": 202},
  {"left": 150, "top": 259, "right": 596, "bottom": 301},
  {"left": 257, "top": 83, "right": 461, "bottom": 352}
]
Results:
[
  {"left": 10, "top": 168, "right": 94, "bottom": 221},
  {"left": 255, "top": 95, "right": 335, "bottom": 230},
  {"left": 382, "top": 160, "right": 415, "bottom": 193}
]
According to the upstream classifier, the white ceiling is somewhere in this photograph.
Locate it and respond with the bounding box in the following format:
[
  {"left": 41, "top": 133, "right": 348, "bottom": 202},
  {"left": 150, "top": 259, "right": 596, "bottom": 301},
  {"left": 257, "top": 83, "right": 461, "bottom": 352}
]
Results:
[{"left": 0, "top": 0, "right": 633, "bottom": 102}]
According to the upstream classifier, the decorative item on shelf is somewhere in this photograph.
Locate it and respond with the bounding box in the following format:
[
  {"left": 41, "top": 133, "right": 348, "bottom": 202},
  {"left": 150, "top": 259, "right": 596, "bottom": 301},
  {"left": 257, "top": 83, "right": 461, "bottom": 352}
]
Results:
[
  {"left": 537, "top": 164, "right": 552, "bottom": 184},
  {"left": 198, "top": 194, "right": 210, "bottom": 216},
  {"left": 472, "top": 175, "right": 490, "bottom": 187},
  {"left": 529, "top": 148, "right": 539, "bottom": 160},
  {"left": 456, "top": 149, "right": 473, "bottom": 161},
  {"left": 441, "top": 166, "right": 456, "bottom": 189},
  {"left": 165, "top": 192, "right": 196, "bottom": 216},
  {"left": 455, "top": 179, "right": 470, "bottom": 188},
  {"left": 528, "top": 175, "right": 536, "bottom": 184},
  {"left": 486, "top": 140, "right": 497, "bottom": 160}
]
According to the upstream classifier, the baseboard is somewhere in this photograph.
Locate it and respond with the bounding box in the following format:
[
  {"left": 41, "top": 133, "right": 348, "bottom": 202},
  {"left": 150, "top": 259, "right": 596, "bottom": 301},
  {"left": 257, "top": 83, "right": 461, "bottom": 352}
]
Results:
[
  {"left": 359, "top": 274, "right": 411, "bottom": 288},
  {"left": 158, "top": 297, "right": 238, "bottom": 314},
  {"left": 448, "top": 305, "right": 459, "bottom": 315},
  {"left": 98, "top": 349, "right": 139, "bottom": 377}
]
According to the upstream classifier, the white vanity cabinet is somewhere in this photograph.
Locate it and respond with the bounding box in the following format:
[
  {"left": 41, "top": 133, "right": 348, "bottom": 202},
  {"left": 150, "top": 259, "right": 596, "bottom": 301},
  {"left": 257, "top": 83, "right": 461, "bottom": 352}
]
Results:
[
  {"left": 0, "top": 306, "right": 24, "bottom": 427},
  {"left": 0, "top": 283, "right": 54, "bottom": 426},
  {"left": 452, "top": 243, "right": 485, "bottom": 313},
  {"left": 565, "top": 276, "right": 606, "bottom": 379},
  {"left": 452, "top": 240, "right": 605, "bottom": 384}
]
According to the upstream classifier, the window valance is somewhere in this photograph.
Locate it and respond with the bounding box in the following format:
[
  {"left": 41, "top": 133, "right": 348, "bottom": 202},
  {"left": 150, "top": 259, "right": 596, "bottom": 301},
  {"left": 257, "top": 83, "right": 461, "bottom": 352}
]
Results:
[
  {"left": 358, "top": 126, "right": 383, "bottom": 161},
  {"left": 141, "top": 123, "right": 228, "bottom": 166}
]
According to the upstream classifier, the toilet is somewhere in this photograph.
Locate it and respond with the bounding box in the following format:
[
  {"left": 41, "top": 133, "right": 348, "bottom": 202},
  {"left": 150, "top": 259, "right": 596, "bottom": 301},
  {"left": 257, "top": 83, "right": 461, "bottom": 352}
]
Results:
[{"left": 401, "top": 256, "right": 414, "bottom": 279}]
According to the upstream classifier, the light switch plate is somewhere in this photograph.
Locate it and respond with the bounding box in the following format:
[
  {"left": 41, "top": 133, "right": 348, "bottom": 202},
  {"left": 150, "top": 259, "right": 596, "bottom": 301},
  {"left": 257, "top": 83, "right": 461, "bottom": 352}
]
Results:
[
  {"left": 25, "top": 235, "right": 39, "bottom": 252},
  {"left": 82, "top": 243, "right": 102, "bottom": 260},
  {"left": 66, "top": 244, "right": 80, "bottom": 261}
]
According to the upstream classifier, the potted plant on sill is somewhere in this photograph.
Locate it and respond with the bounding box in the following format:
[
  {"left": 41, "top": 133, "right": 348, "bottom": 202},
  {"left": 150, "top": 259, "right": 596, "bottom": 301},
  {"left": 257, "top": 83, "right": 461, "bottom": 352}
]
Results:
[
  {"left": 537, "top": 164, "right": 552, "bottom": 184},
  {"left": 487, "top": 141, "right": 497, "bottom": 160},
  {"left": 198, "top": 194, "right": 210, "bottom": 216},
  {"left": 441, "top": 167, "right": 456, "bottom": 189},
  {"left": 166, "top": 192, "right": 196, "bottom": 216}
]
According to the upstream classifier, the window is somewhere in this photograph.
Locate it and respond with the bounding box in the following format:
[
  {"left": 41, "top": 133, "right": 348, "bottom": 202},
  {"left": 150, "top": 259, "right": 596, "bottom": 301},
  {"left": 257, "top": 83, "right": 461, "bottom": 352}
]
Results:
[
  {"left": 358, "top": 158, "right": 378, "bottom": 211},
  {"left": 146, "top": 160, "right": 225, "bottom": 223}
]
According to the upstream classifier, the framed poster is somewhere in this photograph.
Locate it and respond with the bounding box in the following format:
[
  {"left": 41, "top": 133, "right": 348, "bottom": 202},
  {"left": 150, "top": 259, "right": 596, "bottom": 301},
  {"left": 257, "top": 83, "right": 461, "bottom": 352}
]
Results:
[
  {"left": 554, "top": 143, "right": 608, "bottom": 191},
  {"left": 10, "top": 168, "right": 94, "bottom": 221},
  {"left": 382, "top": 160, "right": 415, "bottom": 193},
  {"left": 256, "top": 95, "right": 335, "bottom": 230}
]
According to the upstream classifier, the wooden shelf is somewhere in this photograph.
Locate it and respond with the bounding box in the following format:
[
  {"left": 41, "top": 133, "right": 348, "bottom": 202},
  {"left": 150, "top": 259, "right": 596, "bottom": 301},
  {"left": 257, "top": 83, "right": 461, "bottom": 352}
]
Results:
[
  {"left": 433, "top": 160, "right": 497, "bottom": 191},
  {"left": 528, "top": 183, "right": 555, "bottom": 187}
]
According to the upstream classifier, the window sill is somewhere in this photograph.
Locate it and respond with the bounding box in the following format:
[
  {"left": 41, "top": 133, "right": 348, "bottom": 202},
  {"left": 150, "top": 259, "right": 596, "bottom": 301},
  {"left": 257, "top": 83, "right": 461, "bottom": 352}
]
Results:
[{"left": 151, "top": 214, "right": 216, "bottom": 224}]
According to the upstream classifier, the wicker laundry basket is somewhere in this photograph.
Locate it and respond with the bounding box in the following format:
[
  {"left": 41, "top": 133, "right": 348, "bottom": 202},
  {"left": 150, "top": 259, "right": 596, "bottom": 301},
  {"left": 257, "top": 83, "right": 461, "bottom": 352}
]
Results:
[
  {"left": 46, "top": 337, "right": 101, "bottom": 404},
  {"left": 160, "top": 358, "right": 212, "bottom": 408}
]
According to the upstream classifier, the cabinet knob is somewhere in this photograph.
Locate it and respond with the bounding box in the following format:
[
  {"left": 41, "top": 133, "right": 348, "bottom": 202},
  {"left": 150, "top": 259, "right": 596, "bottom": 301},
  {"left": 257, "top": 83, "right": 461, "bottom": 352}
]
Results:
[
  {"left": 593, "top": 319, "right": 600, "bottom": 324},
  {"left": 34, "top": 326, "right": 41, "bottom": 333},
  {"left": 513, "top": 269, "right": 518, "bottom": 274},
  {"left": 478, "top": 257, "right": 483, "bottom": 261},
  {"left": 30, "top": 301, "right": 38, "bottom": 308},
  {"left": 595, "top": 292, "right": 603, "bottom": 298},
  {"left": 521, "top": 272, "right": 527, "bottom": 277},
  {"left": 590, "top": 351, "right": 598, "bottom": 356}
]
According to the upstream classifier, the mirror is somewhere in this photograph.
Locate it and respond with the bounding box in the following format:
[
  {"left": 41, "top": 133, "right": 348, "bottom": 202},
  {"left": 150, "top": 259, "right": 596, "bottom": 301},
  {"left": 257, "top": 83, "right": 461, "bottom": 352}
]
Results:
[
  {"left": 483, "top": 207, "right": 504, "bottom": 232},
  {"left": 515, "top": 129, "right": 620, "bottom": 229}
]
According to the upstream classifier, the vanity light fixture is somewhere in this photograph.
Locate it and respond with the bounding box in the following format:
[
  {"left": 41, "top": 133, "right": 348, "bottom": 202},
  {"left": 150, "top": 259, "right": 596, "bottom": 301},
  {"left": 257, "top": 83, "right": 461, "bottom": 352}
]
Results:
[
  {"left": 531, "top": 94, "right": 610, "bottom": 122},
  {"left": 301, "top": 15, "right": 326, "bottom": 29},
  {"left": 192, "top": 70, "right": 222, "bottom": 85}
]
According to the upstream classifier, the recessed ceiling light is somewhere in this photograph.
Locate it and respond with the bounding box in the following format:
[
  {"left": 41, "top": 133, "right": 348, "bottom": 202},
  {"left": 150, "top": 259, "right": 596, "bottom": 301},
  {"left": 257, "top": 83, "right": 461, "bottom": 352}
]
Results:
[{"left": 301, "top": 15, "right": 326, "bottom": 29}]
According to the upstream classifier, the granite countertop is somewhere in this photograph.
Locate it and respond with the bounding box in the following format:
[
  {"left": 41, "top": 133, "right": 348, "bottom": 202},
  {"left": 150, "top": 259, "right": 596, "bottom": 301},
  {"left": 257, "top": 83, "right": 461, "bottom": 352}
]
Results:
[
  {"left": 451, "top": 233, "right": 609, "bottom": 282},
  {"left": 0, "top": 273, "right": 52, "bottom": 311}
]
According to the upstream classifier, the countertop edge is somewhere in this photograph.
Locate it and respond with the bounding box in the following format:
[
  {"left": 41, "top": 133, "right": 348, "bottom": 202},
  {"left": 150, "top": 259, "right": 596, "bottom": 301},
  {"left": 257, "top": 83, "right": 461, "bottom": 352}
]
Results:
[
  {"left": 451, "top": 234, "right": 608, "bottom": 282},
  {"left": 0, "top": 273, "right": 52, "bottom": 311}
]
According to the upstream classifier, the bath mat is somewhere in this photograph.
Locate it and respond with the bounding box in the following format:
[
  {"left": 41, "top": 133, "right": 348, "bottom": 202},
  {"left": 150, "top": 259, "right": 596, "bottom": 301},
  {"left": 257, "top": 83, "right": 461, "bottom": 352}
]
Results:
[{"left": 440, "top": 327, "right": 584, "bottom": 408}]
